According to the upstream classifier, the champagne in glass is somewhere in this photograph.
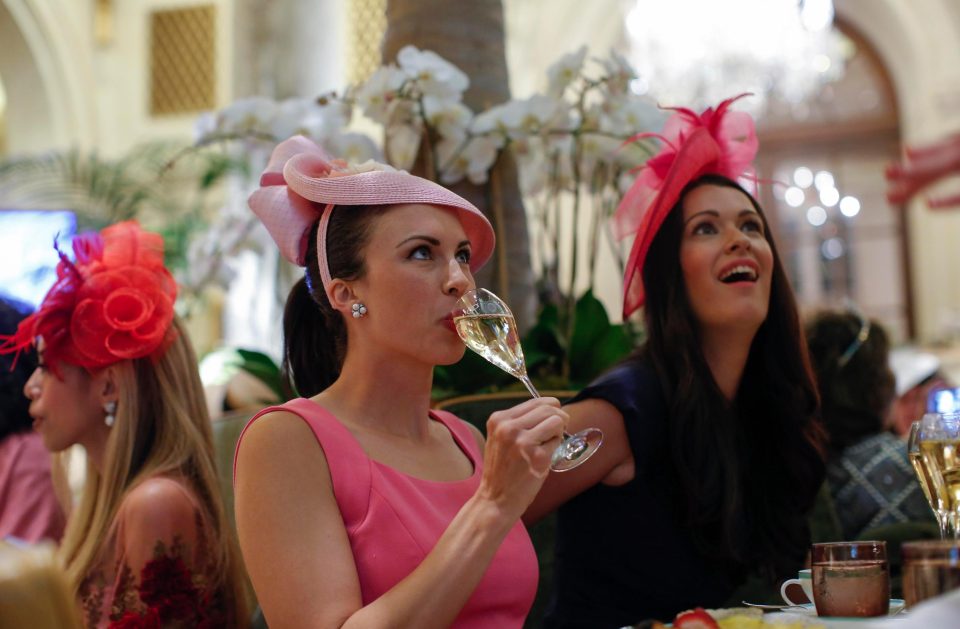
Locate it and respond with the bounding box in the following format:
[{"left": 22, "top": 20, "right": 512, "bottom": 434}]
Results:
[
  {"left": 909, "top": 421, "right": 950, "bottom": 539},
  {"left": 452, "top": 288, "right": 603, "bottom": 472},
  {"left": 920, "top": 438, "right": 960, "bottom": 536},
  {"left": 454, "top": 312, "right": 526, "bottom": 379},
  {"left": 919, "top": 413, "right": 960, "bottom": 538}
]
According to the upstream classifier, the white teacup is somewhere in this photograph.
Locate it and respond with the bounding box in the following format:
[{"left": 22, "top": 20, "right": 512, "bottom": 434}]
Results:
[{"left": 781, "top": 568, "right": 813, "bottom": 606}]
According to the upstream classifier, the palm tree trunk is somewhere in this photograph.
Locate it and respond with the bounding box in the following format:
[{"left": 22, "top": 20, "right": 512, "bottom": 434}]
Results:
[{"left": 383, "top": 0, "right": 537, "bottom": 331}]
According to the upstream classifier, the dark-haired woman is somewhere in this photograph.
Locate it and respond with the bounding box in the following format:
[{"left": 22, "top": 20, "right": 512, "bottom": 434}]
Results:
[
  {"left": 234, "top": 138, "right": 567, "bottom": 628},
  {"left": 0, "top": 298, "right": 65, "bottom": 543},
  {"left": 806, "top": 310, "right": 934, "bottom": 539},
  {"left": 525, "top": 97, "right": 827, "bottom": 627}
]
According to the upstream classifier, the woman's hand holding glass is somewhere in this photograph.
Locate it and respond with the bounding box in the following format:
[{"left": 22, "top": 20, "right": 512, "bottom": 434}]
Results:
[
  {"left": 452, "top": 288, "right": 603, "bottom": 471},
  {"left": 477, "top": 397, "right": 568, "bottom": 517}
]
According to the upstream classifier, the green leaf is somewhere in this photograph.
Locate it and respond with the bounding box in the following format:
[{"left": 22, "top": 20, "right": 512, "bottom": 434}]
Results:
[
  {"left": 522, "top": 302, "right": 564, "bottom": 372},
  {"left": 235, "top": 348, "right": 284, "bottom": 400},
  {"left": 199, "top": 347, "right": 285, "bottom": 401},
  {"left": 568, "top": 290, "right": 631, "bottom": 385}
]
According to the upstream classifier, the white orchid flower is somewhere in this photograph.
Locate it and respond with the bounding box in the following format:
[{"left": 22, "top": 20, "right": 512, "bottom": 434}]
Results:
[
  {"left": 437, "top": 136, "right": 500, "bottom": 185},
  {"left": 219, "top": 97, "right": 277, "bottom": 134},
  {"left": 596, "top": 50, "right": 637, "bottom": 95},
  {"left": 470, "top": 101, "right": 521, "bottom": 138},
  {"left": 386, "top": 124, "right": 422, "bottom": 171},
  {"left": 356, "top": 64, "right": 406, "bottom": 123},
  {"left": 471, "top": 95, "right": 569, "bottom": 140},
  {"left": 423, "top": 96, "right": 473, "bottom": 142},
  {"left": 194, "top": 111, "right": 218, "bottom": 142},
  {"left": 268, "top": 98, "right": 331, "bottom": 141},
  {"left": 397, "top": 45, "right": 469, "bottom": 100},
  {"left": 599, "top": 96, "right": 664, "bottom": 138},
  {"left": 546, "top": 45, "right": 587, "bottom": 97},
  {"left": 336, "top": 159, "right": 399, "bottom": 175},
  {"left": 386, "top": 98, "right": 420, "bottom": 128},
  {"left": 326, "top": 132, "right": 383, "bottom": 164}
]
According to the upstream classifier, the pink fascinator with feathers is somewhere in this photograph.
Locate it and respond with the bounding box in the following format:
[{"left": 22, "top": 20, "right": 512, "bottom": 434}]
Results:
[
  {"left": 247, "top": 135, "right": 495, "bottom": 290},
  {"left": 614, "top": 94, "right": 759, "bottom": 318}
]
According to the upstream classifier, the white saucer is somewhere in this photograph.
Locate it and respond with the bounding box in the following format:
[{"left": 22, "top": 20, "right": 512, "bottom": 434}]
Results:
[{"left": 769, "top": 599, "right": 905, "bottom": 625}]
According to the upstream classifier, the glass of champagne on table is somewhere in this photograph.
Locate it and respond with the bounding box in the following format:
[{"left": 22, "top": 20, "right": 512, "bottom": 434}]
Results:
[
  {"left": 919, "top": 412, "right": 960, "bottom": 539},
  {"left": 452, "top": 288, "right": 603, "bottom": 471},
  {"left": 908, "top": 420, "right": 951, "bottom": 539}
]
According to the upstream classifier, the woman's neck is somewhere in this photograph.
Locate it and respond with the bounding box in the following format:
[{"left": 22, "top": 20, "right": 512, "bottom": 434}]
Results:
[
  {"left": 699, "top": 326, "right": 758, "bottom": 401},
  {"left": 83, "top": 430, "right": 110, "bottom": 473},
  {"left": 320, "top": 347, "right": 435, "bottom": 440}
]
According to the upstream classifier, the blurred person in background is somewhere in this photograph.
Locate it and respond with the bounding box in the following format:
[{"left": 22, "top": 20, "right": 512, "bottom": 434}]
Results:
[
  {"left": 0, "top": 297, "right": 66, "bottom": 543},
  {"left": 0, "top": 222, "right": 249, "bottom": 628},
  {"left": 805, "top": 310, "right": 935, "bottom": 539},
  {"left": 888, "top": 347, "right": 949, "bottom": 437}
]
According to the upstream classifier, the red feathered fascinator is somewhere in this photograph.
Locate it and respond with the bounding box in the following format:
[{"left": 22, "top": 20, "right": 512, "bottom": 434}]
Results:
[
  {"left": 614, "top": 94, "right": 759, "bottom": 318},
  {"left": 0, "top": 221, "right": 178, "bottom": 373}
]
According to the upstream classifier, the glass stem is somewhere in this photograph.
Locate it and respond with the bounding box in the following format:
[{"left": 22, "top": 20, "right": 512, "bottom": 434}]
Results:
[{"left": 520, "top": 375, "right": 575, "bottom": 440}]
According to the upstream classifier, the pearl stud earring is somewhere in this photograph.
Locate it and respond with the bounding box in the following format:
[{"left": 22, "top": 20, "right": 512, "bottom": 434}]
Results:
[
  {"left": 352, "top": 303, "right": 368, "bottom": 319},
  {"left": 104, "top": 401, "right": 117, "bottom": 427}
]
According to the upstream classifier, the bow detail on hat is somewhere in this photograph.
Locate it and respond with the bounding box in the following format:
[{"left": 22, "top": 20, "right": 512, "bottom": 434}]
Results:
[
  {"left": 248, "top": 135, "right": 338, "bottom": 266},
  {"left": 614, "top": 94, "right": 759, "bottom": 317}
]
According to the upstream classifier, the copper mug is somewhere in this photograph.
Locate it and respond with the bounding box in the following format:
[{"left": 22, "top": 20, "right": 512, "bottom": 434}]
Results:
[{"left": 902, "top": 540, "right": 960, "bottom": 608}]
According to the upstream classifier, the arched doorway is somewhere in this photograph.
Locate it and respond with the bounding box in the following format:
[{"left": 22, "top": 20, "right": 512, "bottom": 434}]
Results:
[
  {"left": 0, "top": 0, "right": 96, "bottom": 154},
  {"left": 756, "top": 19, "right": 908, "bottom": 338}
]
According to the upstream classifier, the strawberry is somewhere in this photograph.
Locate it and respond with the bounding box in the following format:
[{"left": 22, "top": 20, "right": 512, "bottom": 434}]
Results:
[{"left": 673, "top": 607, "right": 719, "bottom": 629}]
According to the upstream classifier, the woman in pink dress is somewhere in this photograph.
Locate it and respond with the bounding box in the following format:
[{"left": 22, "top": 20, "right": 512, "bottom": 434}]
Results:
[
  {"left": 0, "top": 222, "right": 249, "bottom": 628},
  {"left": 235, "top": 136, "right": 567, "bottom": 628}
]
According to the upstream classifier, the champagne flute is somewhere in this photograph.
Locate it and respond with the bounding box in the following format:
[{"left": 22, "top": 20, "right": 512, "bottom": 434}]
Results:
[
  {"left": 918, "top": 413, "right": 960, "bottom": 538},
  {"left": 452, "top": 288, "right": 603, "bottom": 471},
  {"left": 908, "top": 421, "right": 950, "bottom": 539}
]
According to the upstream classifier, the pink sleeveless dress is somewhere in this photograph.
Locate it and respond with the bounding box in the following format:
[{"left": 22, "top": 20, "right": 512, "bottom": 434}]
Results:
[{"left": 235, "top": 398, "right": 538, "bottom": 628}]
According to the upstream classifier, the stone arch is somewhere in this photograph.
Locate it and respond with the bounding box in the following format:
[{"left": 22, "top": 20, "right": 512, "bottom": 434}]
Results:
[
  {"left": 835, "top": 0, "right": 960, "bottom": 341},
  {"left": 0, "top": 0, "right": 96, "bottom": 153}
]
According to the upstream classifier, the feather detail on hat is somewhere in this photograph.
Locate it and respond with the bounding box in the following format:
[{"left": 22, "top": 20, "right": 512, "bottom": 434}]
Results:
[{"left": 615, "top": 94, "right": 759, "bottom": 317}]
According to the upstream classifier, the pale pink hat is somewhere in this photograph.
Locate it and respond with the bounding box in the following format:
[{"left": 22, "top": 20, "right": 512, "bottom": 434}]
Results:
[{"left": 248, "top": 135, "right": 495, "bottom": 289}]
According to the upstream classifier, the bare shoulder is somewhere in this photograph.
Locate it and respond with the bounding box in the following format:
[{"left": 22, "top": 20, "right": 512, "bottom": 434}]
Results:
[
  {"left": 235, "top": 409, "right": 327, "bottom": 473},
  {"left": 121, "top": 476, "right": 198, "bottom": 525}
]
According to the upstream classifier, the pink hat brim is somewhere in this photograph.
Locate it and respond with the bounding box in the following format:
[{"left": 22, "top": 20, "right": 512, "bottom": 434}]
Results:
[{"left": 248, "top": 136, "right": 495, "bottom": 275}]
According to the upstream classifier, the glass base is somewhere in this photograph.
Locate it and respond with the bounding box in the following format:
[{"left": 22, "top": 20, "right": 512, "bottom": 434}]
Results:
[{"left": 550, "top": 428, "right": 603, "bottom": 472}]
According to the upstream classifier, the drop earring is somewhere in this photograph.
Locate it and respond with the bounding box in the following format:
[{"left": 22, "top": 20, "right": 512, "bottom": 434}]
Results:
[
  {"left": 104, "top": 401, "right": 117, "bottom": 427},
  {"left": 352, "top": 302, "right": 368, "bottom": 319}
]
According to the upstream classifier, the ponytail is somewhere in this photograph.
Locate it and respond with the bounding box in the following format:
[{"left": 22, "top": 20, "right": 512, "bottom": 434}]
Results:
[
  {"left": 281, "top": 276, "right": 342, "bottom": 398},
  {"left": 280, "top": 206, "right": 390, "bottom": 398}
]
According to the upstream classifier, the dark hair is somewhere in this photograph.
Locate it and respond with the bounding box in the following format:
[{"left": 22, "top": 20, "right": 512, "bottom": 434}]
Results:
[
  {"left": 805, "top": 310, "right": 895, "bottom": 454},
  {"left": 639, "top": 173, "right": 826, "bottom": 581},
  {"left": 281, "top": 205, "right": 390, "bottom": 398},
  {"left": 0, "top": 298, "right": 37, "bottom": 441}
]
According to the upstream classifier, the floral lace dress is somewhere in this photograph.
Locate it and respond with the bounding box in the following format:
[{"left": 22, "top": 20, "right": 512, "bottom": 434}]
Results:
[{"left": 77, "top": 476, "right": 229, "bottom": 628}]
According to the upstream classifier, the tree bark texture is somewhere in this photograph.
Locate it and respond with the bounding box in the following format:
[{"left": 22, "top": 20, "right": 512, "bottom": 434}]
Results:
[{"left": 383, "top": 0, "right": 537, "bottom": 331}]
